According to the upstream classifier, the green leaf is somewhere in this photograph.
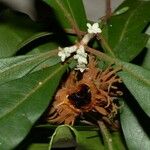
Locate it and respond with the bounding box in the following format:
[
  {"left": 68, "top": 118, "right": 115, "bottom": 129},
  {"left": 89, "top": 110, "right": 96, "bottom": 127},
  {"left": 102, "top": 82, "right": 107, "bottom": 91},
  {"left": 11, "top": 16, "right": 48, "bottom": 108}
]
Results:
[
  {"left": 142, "top": 48, "right": 150, "bottom": 70},
  {"left": 43, "top": 0, "right": 87, "bottom": 31},
  {"left": 118, "top": 61, "right": 150, "bottom": 116},
  {"left": 142, "top": 38, "right": 150, "bottom": 70},
  {"left": 17, "top": 32, "right": 53, "bottom": 50},
  {"left": 113, "top": 7, "right": 129, "bottom": 16},
  {"left": 26, "top": 35, "right": 68, "bottom": 55},
  {"left": 36, "top": 124, "right": 98, "bottom": 131},
  {"left": 27, "top": 144, "right": 49, "bottom": 150},
  {"left": 17, "top": 124, "right": 126, "bottom": 150},
  {"left": 49, "top": 125, "right": 76, "bottom": 149},
  {"left": 0, "top": 10, "right": 47, "bottom": 58},
  {"left": 120, "top": 101, "right": 150, "bottom": 150},
  {"left": 76, "top": 130, "right": 104, "bottom": 150},
  {"left": 18, "top": 0, "right": 87, "bottom": 55},
  {"left": 111, "top": 132, "right": 127, "bottom": 150},
  {"left": 0, "top": 50, "right": 59, "bottom": 85},
  {"left": 78, "top": 130, "right": 126, "bottom": 150},
  {"left": 103, "top": 0, "right": 150, "bottom": 61},
  {"left": 49, "top": 125, "right": 104, "bottom": 150},
  {"left": 0, "top": 63, "right": 67, "bottom": 150}
]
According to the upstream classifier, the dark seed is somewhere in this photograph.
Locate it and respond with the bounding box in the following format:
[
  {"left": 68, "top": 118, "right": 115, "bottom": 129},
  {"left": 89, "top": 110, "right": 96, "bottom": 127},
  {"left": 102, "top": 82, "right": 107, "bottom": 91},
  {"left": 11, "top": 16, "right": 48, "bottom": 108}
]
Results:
[{"left": 68, "top": 84, "right": 91, "bottom": 109}]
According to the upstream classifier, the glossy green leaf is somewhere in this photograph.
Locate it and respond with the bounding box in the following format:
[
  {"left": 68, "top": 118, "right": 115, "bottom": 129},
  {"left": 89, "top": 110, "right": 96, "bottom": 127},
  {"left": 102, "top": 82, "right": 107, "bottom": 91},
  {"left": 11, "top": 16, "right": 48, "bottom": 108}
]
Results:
[
  {"left": 26, "top": 34, "right": 72, "bottom": 55},
  {"left": 49, "top": 125, "right": 104, "bottom": 150},
  {"left": 103, "top": 0, "right": 150, "bottom": 61},
  {"left": 17, "top": 32, "right": 53, "bottom": 50},
  {"left": 15, "top": 123, "right": 126, "bottom": 150},
  {"left": 111, "top": 132, "right": 127, "bottom": 150},
  {"left": 27, "top": 144, "right": 49, "bottom": 150},
  {"left": 76, "top": 130, "right": 104, "bottom": 150},
  {"left": 118, "top": 61, "right": 150, "bottom": 116},
  {"left": 27, "top": 144, "right": 48, "bottom": 150},
  {"left": 0, "top": 10, "right": 47, "bottom": 58},
  {"left": 49, "top": 125, "right": 76, "bottom": 149},
  {"left": 37, "top": 124, "right": 98, "bottom": 131},
  {"left": 120, "top": 101, "right": 150, "bottom": 150},
  {"left": 113, "top": 7, "right": 129, "bottom": 16},
  {"left": 77, "top": 127, "right": 126, "bottom": 150},
  {"left": 0, "top": 50, "right": 59, "bottom": 85},
  {"left": 43, "top": 0, "right": 87, "bottom": 31},
  {"left": 142, "top": 49, "right": 150, "bottom": 70},
  {"left": 0, "top": 64, "right": 67, "bottom": 150},
  {"left": 142, "top": 38, "right": 150, "bottom": 70}
]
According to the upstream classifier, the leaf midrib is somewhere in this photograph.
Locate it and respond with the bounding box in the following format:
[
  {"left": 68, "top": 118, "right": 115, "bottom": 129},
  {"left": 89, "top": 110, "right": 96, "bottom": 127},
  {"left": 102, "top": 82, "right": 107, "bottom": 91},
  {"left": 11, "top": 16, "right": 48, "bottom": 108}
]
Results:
[
  {"left": 0, "top": 52, "right": 49, "bottom": 72},
  {"left": 17, "top": 32, "right": 53, "bottom": 50},
  {"left": 66, "top": 0, "right": 78, "bottom": 29},
  {"left": 0, "top": 50, "right": 57, "bottom": 83},
  {"left": 122, "top": 65, "right": 150, "bottom": 87},
  {"left": 115, "top": 1, "right": 143, "bottom": 46},
  {"left": 0, "top": 65, "right": 65, "bottom": 120}
]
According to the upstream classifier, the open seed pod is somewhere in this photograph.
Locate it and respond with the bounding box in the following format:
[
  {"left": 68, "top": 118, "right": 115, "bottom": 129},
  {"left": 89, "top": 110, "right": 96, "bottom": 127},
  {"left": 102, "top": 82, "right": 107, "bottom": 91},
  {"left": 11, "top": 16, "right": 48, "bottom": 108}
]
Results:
[{"left": 47, "top": 55, "right": 122, "bottom": 128}]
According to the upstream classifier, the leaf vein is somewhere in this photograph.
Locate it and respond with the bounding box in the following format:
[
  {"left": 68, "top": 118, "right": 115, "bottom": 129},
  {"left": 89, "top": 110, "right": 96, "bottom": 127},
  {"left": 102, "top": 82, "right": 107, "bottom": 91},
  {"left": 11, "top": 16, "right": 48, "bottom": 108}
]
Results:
[
  {"left": 117, "top": 1, "right": 143, "bottom": 43},
  {"left": 0, "top": 65, "right": 64, "bottom": 121}
]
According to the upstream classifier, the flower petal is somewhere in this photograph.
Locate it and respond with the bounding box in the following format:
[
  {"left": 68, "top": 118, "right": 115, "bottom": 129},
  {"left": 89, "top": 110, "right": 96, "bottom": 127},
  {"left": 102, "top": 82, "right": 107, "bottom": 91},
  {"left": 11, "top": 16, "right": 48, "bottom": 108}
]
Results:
[
  {"left": 93, "top": 23, "right": 99, "bottom": 28},
  {"left": 86, "top": 23, "right": 92, "bottom": 28}
]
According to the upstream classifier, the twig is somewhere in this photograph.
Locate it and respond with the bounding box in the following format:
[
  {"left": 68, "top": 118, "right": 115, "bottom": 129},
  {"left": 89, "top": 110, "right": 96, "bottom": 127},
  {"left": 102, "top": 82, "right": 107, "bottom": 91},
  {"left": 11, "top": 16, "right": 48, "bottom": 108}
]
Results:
[
  {"left": 99, "top": 0, "right": 112, "bottom": 22},
  {"left": 86, "top": 46, "right": 115, "bottom": 64},
  {"left": 98, "top": 121, "right": 114, "bottom": 150},
  {"left": 106, "top": 0, "right": 112, "bottom": 21}
]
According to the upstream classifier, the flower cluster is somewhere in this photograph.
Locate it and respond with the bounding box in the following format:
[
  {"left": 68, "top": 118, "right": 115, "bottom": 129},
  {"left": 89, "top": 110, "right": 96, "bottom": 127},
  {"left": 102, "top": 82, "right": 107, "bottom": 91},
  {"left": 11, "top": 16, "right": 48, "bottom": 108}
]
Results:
[
  {"left": 58, "top": 45, "right": 77, "bottom": 62},
  {"left": 58, "top": 45, "right": 88, "bottom": 72},
  {"left": 58, "top": 22, "right": 102, "bottom": 72},
  {"left": 74, "top": 45, "right": 88, "bottom": 72}
]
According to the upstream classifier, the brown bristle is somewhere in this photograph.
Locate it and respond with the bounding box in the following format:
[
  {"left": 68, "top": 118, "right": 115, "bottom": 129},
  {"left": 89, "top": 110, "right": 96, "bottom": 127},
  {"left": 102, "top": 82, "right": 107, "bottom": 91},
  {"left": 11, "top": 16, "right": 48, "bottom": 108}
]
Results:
[{"left": 47, "top": 55, "right": 122, "bottom": 128}]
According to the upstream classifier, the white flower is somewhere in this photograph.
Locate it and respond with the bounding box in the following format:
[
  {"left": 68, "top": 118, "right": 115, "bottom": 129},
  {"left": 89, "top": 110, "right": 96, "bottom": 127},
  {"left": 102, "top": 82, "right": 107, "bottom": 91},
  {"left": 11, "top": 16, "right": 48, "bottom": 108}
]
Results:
[
  {"left": 75, "top": 55, "right": 87, "bottom": 64},
  {"left": 58, "top": 46, "right": 77, "bottom": 62},
  {"left": 73, "top": 45, "right": 88, "bottom": 72},
  {"left": 75, "top": 63, "right": 88, "bottom": 72},
  {"left": 73, "top": 45, "right": 88, "bottom": 64},
  {"left": 58, "top": 47, "right": 67, "bottom": 62},
  {"left": 87, "top": 23, "right": 102, "bottom": 34},
  {"left": 58, "top": 45, "right": 88, "bottom": 72},
  {"left": 63, "top": 47, "right": 72, "bottom": 57}
]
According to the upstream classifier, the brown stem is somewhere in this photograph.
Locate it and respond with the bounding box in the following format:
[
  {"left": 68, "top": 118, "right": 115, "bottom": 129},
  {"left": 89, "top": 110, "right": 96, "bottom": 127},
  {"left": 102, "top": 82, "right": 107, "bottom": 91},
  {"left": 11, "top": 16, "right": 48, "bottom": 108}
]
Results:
[
  {"left": 86, "top": 46, "right": 115, "bottom": 64},
  {"left": 106, "top": 0, "right": 112, "bottom": 21},
  {"left": 100, "top": 0, "right": 112, "bottom": 22}
]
